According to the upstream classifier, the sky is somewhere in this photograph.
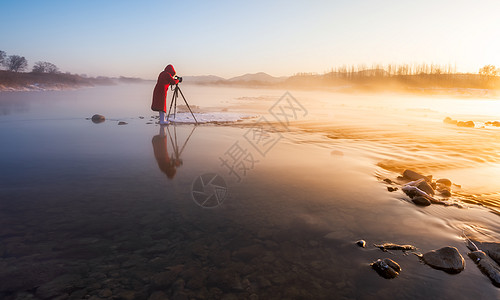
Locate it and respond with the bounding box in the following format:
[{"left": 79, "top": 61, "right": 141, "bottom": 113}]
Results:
[{"left": 1, "top": 0, "right": 499, "bottom": 79}]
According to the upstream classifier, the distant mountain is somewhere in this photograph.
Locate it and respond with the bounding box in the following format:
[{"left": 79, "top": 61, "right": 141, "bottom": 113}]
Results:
[
  {"left": 228, "top": 72, "right": 287, "bottom": 83},
  {"left": 183, "top": 75, "right": 226, "bottom": 84}
]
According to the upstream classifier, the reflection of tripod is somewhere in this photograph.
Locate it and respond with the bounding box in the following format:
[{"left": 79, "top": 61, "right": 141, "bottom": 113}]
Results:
[
  {"left": 166, "top": 124, "right": 197, "bottom": 166},
  {"left": 167, "top": 84, "right": 198, "bottom": 125}
]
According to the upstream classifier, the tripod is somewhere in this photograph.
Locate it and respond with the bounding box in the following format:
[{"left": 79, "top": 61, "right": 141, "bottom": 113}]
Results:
[{"left": 167, "top": 84, "right": 198, "bottom": 125}]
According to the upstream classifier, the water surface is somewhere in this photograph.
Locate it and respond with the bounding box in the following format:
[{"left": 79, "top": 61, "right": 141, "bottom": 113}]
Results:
[{"left": 0, "top": 83, "right": 499, "bottom": 299}]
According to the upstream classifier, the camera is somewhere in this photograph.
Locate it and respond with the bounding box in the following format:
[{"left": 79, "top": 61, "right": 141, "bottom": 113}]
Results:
[{"left": 175, "top": 76, "right": 183, "bottom": 83}]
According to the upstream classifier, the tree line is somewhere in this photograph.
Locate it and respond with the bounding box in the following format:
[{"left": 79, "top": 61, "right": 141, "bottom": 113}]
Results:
[
  {"left": 320, "top": 63, "right": 499, "bottom": 78},
  {"left": 0, "top": 50, "right": 59, "bottom": 73}
]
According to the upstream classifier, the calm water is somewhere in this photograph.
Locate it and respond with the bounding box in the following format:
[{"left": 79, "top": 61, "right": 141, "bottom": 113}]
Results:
[{"left": 0, "top": 83, "right": 499, "bottom": 299}]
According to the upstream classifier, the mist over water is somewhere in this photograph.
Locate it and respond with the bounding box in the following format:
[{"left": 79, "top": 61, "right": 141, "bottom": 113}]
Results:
[{"left": 1, "top": 83, "right": 499, "bottom": 299}]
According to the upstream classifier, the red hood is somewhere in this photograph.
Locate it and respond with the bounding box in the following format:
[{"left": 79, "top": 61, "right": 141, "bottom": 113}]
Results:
[{"left": 164, "top": 64, "right": 176, "bottom": 76}]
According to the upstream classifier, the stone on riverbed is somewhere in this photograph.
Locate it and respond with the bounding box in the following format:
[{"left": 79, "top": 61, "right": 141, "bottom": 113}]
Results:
[
  {"left": 371, "top": 258, "right": 401, "bottom": 279},
  {"left": 422, "top": 246, "right": 465, "bottom": 273},
  {"left": 468, "top": 250, "right": 500, "bottom": 287}
]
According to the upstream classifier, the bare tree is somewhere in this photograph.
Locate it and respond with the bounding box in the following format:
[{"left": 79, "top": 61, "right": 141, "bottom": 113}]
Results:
[
  {"left": 479, "top": 65, "right": 499, "bottom": 76},
  {"left": 6, "top": 55, "right": 28, "bottom": 72},
  {"left": 0, "top": 50, "right": 6, "bottom": 69},
  {"left": 32, "top": 61, "right": 59, "bottom": 73}
]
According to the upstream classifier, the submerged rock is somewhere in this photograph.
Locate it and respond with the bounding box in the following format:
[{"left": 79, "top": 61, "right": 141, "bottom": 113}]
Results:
[
  {"left": 91, "top": 114, "right": 105, "bottom": 124},
  {"left": 371, "top": 258, "right": 401, "bottom": 279},
  {"left": 356, "top": 240, "right": 366, "bottom": 248},
  {"left": 468, "top": 250, "right": 500, "bottom": 287},
  {"left": 422, "top": 246, "right": 465, "bottom": 273},
  {"left": 118, "top": 121, "right": 128, "bottom": 125},
  {"left": 375, "top": 243, "right": 416, "bottom": 252}
]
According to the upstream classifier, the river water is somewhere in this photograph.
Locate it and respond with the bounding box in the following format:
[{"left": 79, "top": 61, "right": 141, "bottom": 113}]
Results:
[{"left": 0, "top": 83, "right": 499, "bottom": 299}]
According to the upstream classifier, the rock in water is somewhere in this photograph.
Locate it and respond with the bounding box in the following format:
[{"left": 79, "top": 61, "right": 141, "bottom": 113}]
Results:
[
  {"left": 375, "top": 243, "right": 416, "bottom": 251},
  {"left": 91, "top": 114, "right": 105, "bottom": 124},
  {"left": 471, "top": 240, "right": 500, "bottom": 265},
  {"left": 416, "top": 180, "right": 435, "bottom": 195},
  {"left": 118, "top": 121, "right": 128, "bottom": 125},
  {"left": 412, "top": 196, "right": 431, "bottom": 206},
  {"left": 436, "top": 178, "right": 452, "bottom": 187},
  {"left": 443, "top": 117, "right": 458, "bottom": 125},
  {"left": 422, "top": 246, "right": 465, "bottom": 273},
  {"left": 371, "top": 258, "right": 401, "bottom": 279},
  {"left": 468, "top": 250, "right": 500, "bottom": 287},
  {"left": 438, "top": 189, "right": 452, "bottom": 197},
  {"left": 383, "top": 178, "right": 393, "bottom": 184},
  {"left": 457, "top": 121, "right": 475, "bottom": 128},
  {"left": 356, "top": 240, "right": 366, "bottom": 248},
  {"left": 403, "top": 170, "right": 431, "bottom": 182}
]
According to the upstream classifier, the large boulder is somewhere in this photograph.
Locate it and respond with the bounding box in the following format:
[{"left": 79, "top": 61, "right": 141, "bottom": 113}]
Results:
[{"left": 422, "top": 246, "right": 465, "bottom": 273}]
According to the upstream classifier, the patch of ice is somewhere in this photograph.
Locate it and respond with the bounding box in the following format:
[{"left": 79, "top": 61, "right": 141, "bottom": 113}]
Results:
[{"left": 166, "top": 112, "right": 258, "bottom": 124}]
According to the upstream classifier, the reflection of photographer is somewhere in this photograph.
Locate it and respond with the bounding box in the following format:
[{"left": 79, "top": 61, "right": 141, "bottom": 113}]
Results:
[{"left": 152, "top": 126, "right": 180, "bottom": 179}]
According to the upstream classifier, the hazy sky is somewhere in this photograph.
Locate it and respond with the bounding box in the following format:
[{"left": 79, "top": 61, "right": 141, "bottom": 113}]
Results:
[{"left": 2, "top": 0, "right": 499, "bottom": 79}]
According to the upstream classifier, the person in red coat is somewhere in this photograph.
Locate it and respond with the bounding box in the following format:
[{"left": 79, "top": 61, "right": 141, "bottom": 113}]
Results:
[{"left": 151, "top": 64, "right": 179, "bottom": 125}]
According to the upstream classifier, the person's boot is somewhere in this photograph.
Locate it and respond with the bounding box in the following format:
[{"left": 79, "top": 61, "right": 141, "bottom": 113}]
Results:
[{"left": 159, "top": 111, "right": 169, "bottom": 125}]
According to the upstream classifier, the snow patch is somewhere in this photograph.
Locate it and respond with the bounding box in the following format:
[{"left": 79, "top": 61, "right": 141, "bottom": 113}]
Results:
[{"left": 166, "top": 112, "right": 258, "bottom": 124}]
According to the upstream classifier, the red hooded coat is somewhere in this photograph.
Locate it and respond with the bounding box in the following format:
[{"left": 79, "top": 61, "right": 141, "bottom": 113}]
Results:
[{"left": 151, "top": 65, "right": 179, "bottom": 112}]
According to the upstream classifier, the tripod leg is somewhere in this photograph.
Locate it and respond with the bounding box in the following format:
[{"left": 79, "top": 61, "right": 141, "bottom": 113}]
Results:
[
  {"left": 167, "top": 88, "right": 176, "bottom": 122},
  {"left": 173, "top": 91, "right": 177, "bottom": 118},
  {"left": 177, "top": 87, "right": 198, "bottom": 125}
]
